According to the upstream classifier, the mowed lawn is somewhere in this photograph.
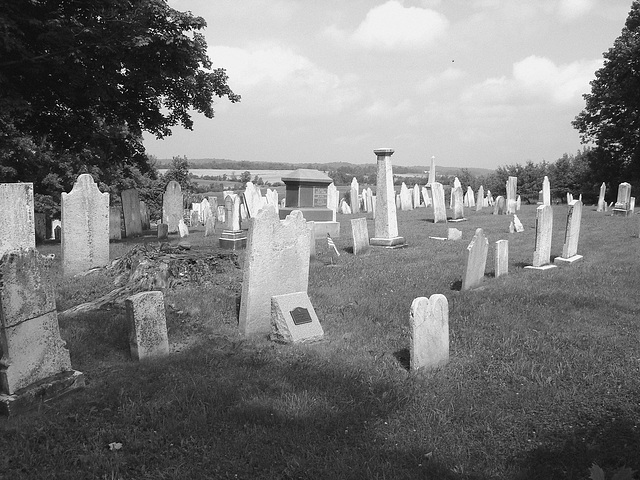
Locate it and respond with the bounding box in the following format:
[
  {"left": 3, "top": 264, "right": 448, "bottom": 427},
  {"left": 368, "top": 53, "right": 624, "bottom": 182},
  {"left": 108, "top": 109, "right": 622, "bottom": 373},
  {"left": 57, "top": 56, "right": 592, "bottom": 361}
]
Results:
[{"left": 2, "top": 203, "right": 640, "bottom": 480}]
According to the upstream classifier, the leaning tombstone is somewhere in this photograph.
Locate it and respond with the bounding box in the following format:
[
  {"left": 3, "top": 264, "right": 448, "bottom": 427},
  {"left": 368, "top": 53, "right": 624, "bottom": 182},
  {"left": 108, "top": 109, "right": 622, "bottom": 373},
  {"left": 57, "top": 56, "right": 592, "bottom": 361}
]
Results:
[
  {"left": 462, "top": 228, "right": 488, "bottom": 290},
  {"left": 0, "top": 249, "right": 84, "bottom": 415},
  {"left": 109, "top": 206, "right": 122, "bottom": 241},
  {"left": 126, "top": 291, "right": 169, "bottom": 361},
  {"left": 351, "top": 217, "right": 370, "bottom": 255},
  {"left": 370, "top": 149, "right": 406, "bottom": 247},
  {"left": 0, "top": 183, "right": 35, "bottom": 255},
  {"left": 525, "top": 205, "right": 556, "bottom": 270},
  {"left": 121, "top": 188, "right": 143, "bottom": 238},
  {"left": 409, "top": 294, "right": 449, "bottom": 371},
  {"left": 61, "top": 174, "right": 109, "bottom": 276},
  {"left": 554, "top": 200, "right": 583, "bottom": 265},
  {"left": 421, "top": 186, "right": 431, "bottom": 208},
  {"left": 239, "top": 206, "right": 310, "bottom": 336},
  {"left": 475, "top": 186, "right": 484, "bottom": 212},
  {"left": 162, "top": 180, "right": 183, "bottom": 233},
  {"left": 513, "top": 214, "right": 524, "bottom": 233},
  {"left": 270, "top": 292, "right": 324, "bottom": 344},
  {"left": 495, "top": 240, "right": 508, "bottom": 278},
  {"left": 516, "top": 195, "right": 521, "bottom": 211}
]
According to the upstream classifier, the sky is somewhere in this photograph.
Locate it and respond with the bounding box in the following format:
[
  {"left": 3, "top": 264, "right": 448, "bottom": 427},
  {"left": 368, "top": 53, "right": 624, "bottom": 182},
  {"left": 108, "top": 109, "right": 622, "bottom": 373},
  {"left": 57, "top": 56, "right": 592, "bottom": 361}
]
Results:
[{"left": 143, "top": 0, "right": 634, "bottom": 170}]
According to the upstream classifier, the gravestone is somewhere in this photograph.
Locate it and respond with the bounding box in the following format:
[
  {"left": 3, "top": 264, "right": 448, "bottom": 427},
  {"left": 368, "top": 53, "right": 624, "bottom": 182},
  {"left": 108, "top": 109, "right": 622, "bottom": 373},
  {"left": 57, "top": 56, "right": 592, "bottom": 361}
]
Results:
[
  {"left": 50, "top": 219, "right": 61, "bottom": 240},
  {"left": 421, "top": 186, "right": 431, "bottom": 208},
  {"left": 140, "top": 201, "right": 150, "bottom": 230},
  {"left": 244, "top": 182, "right": 266, "bottom": 218},
  {"left": 204, "top": 215, "right": 216, "bottom": 237},
  {"left": 516, "top": 195, "right": 521, "bottom": 211},
  {"left": 34, "top": 213, "right": 46, "bottom": 244},
  {"left": 265, "top": 189, "right": 279, "bottom": 215},
  {"left": 61, "top": 174, "right": 109, "bottom": 276},
  {"left": 109, "top": 206, "right": 122, "bottom": 241},
  {"left": 162, "top": 181, "right": 183, "bottom": 233},
  {"left": 526, "top": 204, "right": 556, "bottom": 270},
  {"left": 350, "top": 177, "right": 360, "bottom": 214},
  {"left": 555, "top": 200, "right": 583, "bottom": 265},
  {"left": 239, "top": 206, "right": 310, "bottom": 336},
  {"left": 157, "top": 223, "right": 168, "bottom": 240},
  {"left": 121, "top": 188, "right": 143, "bottom": 238},
  {"left": 462, "top": 228, "right": 488, "bottom": 290},
  {"left": 451, "top": 186, "right": 465, "bottom": 221},
  {"left": 447, "top": 228, "right": 462, "bottom": 241},
  {"left": 0, "top": 249, "right": 84, "bottom": 415},
  {"left": 270, "top": 292, "right": 324, "bottom": 343},
  {"left": 178, "top": 219, "right": 189, "bottom": 237},
  {"left": 126, "top": 291, "right": 169, "bottom": 361},
  {"left": 339, "top": 198, "right": 352, "bottom": 215},
  {"left": 190, "top": 210, "right": 199, "bottom": 227},
  {"left": 327, "top": 183, "right": 339, "bottom": 213},
  {"left": 476, "top": 186, "right": 484, "bottom": 212},
  {"left": 399, "top": 182, "right": 412, "bottom": 211},
  {"left": 597, "top": 182, "right": 606, "bottom": 212},
  {"left": 200, "top": 198, "right": 212, "bottom": 226},
  {"left": 0, "top": 183, "right": 35, "bottom": 255},
  {"left": 370, "top": 149, "right": 405, "bottom": 247},
  {"left": 513, "top": 214, "right": 524, "bottom": 233},
  {"left": 428, "top": 156, "right": 436, "bottom": 185},
  {"left": 495, "top": 239, "right": 508, "bottom": 278},
  {"left": 413, "top": 184, "right": 421, "bottom": 208},
  {"left": 466, "top": 186, "right": 475, "bottom": 208},
  {"left": 506, "top": 176, "right": 517, "bottom": 214},
  {"left": 431, "top": 182, "right": 447, "bottom": 223},
  {"left": 409, "top": 294, "right": 449, "bottom": 371},
  {"left": 493, "top": 196, "right": 506, "bottom": 215},
  {"left": 351, "top": 217, "right": 370, "bottom": 255},
  {"left": 543, "top": 176, "right": 551, "bottom": 206},
  {"left": 631, "top": 197, "right": 636, "bottom": 213},
  {"left": 450, "top": 177, "right": 461, "bottom": 208}
]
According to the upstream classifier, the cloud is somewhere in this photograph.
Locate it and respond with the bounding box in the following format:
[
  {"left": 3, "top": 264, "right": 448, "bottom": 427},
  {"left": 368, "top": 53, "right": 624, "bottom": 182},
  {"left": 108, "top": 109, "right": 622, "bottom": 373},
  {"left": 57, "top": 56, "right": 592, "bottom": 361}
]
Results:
[
  {"left": 208, "top": 44, "right": 361, "bottom": 117},
  {"left": 557, "top": 0, "right": 594, "bottom": 20},
  {"left": 333, "top": 1, "right": 449, "bottom": 51},
  {"left": 363, "top": 98, "right": 413, "bottom": 117},
  {"left": 416, "top": 67, "right": 466, "bottom": 93},
  {"left": 461, "top": 55, "right": 602, "bottom": 106}
]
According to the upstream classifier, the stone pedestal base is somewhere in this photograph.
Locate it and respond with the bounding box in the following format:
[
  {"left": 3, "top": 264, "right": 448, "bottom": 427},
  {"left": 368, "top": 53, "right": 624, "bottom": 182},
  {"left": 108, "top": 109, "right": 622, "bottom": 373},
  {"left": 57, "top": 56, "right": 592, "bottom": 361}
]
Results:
[
  {"left": 0, "top": 370, "right": 84, "bottom": 416},
  {"left": 554, "top": 255, "right": 583, "bottom": 265},
  {"left": 524, "top": 264, "right": 557, "bottom": 271},
  {"left": 612, "top": 208, "right": 632, "bottom": 217},
  {"left": 370, "top": 236, "right": 406, "bottom": 248},
  {"left": 448, "top": 218, "right": 467, "bottom": 223},
  {"left": 219, "top": 230, "right": 247, "bottom": 250}
]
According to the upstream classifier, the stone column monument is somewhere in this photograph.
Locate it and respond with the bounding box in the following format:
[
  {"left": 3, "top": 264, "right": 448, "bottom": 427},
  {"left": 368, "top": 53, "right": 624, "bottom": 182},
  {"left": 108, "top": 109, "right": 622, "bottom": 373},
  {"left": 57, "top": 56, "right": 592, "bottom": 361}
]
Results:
[{"left": 370, "top": 149, "right": 406, "bottom": 248}]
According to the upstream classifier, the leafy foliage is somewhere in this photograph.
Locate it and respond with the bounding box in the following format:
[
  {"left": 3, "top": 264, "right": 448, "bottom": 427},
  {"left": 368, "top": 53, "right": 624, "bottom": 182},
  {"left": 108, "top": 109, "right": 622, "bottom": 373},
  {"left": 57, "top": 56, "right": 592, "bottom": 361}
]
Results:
[
  {"left": 0, "top": 0, "right": 239, "bottom": 207},
  {"left": 573, "top": 1, "right": 640, "bottom": 188}
]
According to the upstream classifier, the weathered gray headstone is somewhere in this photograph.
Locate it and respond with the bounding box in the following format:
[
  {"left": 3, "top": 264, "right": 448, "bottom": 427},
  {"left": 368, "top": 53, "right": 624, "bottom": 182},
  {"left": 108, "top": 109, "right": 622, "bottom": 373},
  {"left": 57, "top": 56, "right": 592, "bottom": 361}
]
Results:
[
  {"left": 451, "top": 186, "right": 465, "bottom": 221},
  {"left": 351, "top": 217, "right": 370, "bottom": 255},
  {"left": 61, "top": 174, "right": 109, "bottom": 276},
  {"left": 428, "top": 156, "right": 436, "bottom": 185},
  {"left": 270, "top": 292, "right": 324, "bottom": 344},
  {"left": 34, "top": 213, "right": 46, "bottom": 244},
  {"left": 178, "top": 219, "right": 189, "bottom": 237},
  {"left": 157, "top": 223, "right": 168, "bottom": 240},
  {"left": 431, "top": 182, "right": 447, "bottom": 223},
  {"left": 447, "top": 228, "right": 462, "bottom": 241},
  {"left": 121, "top": 188, "right": 142, "bottom": 238},
  {"left": 140, "top": 201, "right": 150, "bottom": 230},
  {"left": 327, "top": 183, "right": 339, "bottom": 213},
  {"left": 495, "top": 239, "right": 508, "bottom": 278},
  {"left": 475, "top": 185, "right": 484, "bottom": 212},
  {"left": 543, "top": 176, "right": 551, "bottom": 206},
  {"left": 506, "top": 176, "right": 517, "bottom": 214},
  {"left": 413, "top": 184, "right": 421, "bottom": 208},
  {"left": 555, "top": 200, "right": 583, "bottom": 264},
  {"left": 109, "top": 206, "right": 122, "bottom": 241},
  {"left": 462, "top": 228, "right": 488, "bottom": 290},
  {"left": 126, "top": 291, "right": 169, "bottom": 361},
  {"left": 527, "top": 204, "right": 556, "bottom": 270},
  {"left": 493, "top": 196, "right": 506, "bottom": 215},
  {"left": 204, "top": 215, "right": 216, "bottom": 237},
  {"left": 239, "top": 206, "right": 311, "bottom": 336},
  {"left": 371, "top": 149, "right": 405, "bottom": 247},
  {"left": 0, "top": 249, "right": 84, "bottom": 414},
  {"left": 399, "top": 182, "right": 412, "bottom": 211},
  {"left": 162, "top": 181, "right": 183, "bottom": 233},
  {"left": 466, "top": 186, "right": 475, "bottom": 208},
  {"left": 350, "top": 177, "right": 360, "bottom": 214},
  {"left": 409, "top": 294, "right": 449, "bottom": 371},
  {"left": 0, "top": 183, "right": 35, "bottom": 255},
  {"left": 597, "top": 182, "right": 606, "bottom": 212}
]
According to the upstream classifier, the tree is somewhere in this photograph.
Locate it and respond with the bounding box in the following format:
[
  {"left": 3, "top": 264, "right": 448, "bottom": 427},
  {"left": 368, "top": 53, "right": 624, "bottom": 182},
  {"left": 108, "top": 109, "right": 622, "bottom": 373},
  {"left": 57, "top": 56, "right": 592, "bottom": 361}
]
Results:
[
  {"left": 163, "top": 156, "right": 193, "bottom": 193},
  {"left": 0, "top": 0, "right": 240, "bottom": 199},
  {"left": 573, "top": 1, "right": 640, "bottom": 187}
]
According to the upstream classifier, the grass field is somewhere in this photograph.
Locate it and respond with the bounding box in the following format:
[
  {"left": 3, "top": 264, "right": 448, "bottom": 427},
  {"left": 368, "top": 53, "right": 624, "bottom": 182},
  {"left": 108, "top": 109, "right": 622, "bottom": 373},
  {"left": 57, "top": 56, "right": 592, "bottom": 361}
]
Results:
[{"left": 2, "top": 204, "right": 640, "bottom": 479}]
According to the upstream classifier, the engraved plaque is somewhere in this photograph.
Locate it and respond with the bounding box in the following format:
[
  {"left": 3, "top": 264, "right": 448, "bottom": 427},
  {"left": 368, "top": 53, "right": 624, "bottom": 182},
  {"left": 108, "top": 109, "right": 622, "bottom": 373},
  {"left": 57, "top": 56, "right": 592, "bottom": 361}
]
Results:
[
  {"left": 291, "top": 307, "right": 312, "bottom": 325},
  {"left": 313, "top": 187, "right": 328, "bottom": 207}
]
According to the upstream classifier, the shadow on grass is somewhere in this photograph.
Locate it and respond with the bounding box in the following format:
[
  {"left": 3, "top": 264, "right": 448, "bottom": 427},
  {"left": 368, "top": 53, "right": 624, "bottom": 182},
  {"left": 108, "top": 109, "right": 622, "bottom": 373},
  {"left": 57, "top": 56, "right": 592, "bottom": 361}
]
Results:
[
  {"left": 1, "top": 338, "right": 477, "bottom": 480},
  {"left": 449, "top": 279, "right": 462, "bottom": 291},
  {"left": 514, "top": 412, "right": 640, "bottom": 480},
  {"left": 393, "top": 348, "right": 411, "bottom": 371}
]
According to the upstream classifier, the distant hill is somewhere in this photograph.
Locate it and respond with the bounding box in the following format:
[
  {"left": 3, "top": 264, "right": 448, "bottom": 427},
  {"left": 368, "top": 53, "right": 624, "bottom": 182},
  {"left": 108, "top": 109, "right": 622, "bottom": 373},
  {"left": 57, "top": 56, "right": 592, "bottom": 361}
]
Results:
[{"left": 154, "top": 158, "right": 495, "bottom": 177}]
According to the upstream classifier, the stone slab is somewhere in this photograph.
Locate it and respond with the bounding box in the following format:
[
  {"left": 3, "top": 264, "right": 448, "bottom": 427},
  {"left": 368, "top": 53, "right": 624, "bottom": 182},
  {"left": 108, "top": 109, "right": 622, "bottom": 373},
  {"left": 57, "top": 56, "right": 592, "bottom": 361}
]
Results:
[
  {"left": 351, "top": 217, "right": 370, "bottom": 255},
  {"left": 121, "top": 189, "right": 142, "bottom": 237},
  {"left": 0, "top": 183, "right": 35, "bottom": 255},
  {"left": 270, "top": 292, "right": 324, "bottom": 344},
  {"left": 126, "top": 291, "right": 169, "bottom": 361},
  {"left": 553, "top": 255, "right": 583, "bottom": 265},
  {"left": 410, "top": 294, "right": 449, "bottom": 371},
  {"left": 524, "top": 264, "right": 557, "bottom": 271},
  {"left": 370, "top": 236, "right": 406, "bottom": 247}
]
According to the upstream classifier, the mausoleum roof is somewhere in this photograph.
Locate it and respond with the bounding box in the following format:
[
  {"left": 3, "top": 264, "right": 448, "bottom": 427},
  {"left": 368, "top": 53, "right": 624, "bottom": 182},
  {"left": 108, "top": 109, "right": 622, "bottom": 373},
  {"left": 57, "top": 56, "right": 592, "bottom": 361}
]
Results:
[{"left": 281, "top": 169, "right": 332, "bottom": 184}]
